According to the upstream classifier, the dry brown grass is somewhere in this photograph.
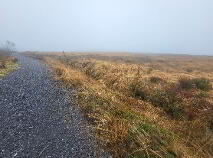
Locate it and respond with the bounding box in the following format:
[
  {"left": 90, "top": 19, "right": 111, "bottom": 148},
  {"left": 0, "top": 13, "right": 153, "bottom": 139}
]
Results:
[
  {"left": 0, "top": 51, "right": 18, "bottom": 77},
  {"left": 26, "top": 52, "right": 213, "bottom": 158}
]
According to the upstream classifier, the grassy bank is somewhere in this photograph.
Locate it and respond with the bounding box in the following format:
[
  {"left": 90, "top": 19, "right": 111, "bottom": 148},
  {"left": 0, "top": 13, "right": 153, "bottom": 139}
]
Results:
[
  {"left": 0, "top": 50, "right": 18, "bottom": 77},
  {"left": 28, "top": 52, "right": 213, "bottom": 158}
]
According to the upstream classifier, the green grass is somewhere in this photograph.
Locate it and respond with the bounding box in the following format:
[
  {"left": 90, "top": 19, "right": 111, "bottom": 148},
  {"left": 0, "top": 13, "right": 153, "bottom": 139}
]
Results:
[{"left": 128, "top": 120, "right": 175, "bottom": 158}]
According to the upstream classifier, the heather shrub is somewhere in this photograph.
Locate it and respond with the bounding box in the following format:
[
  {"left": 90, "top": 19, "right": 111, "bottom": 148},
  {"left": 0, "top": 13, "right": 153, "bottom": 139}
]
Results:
[
  {"left": 148, "top": 88, "right": 185, "bottom": 119},
  {"left": 167, "top": 103, "right": 185, "bottom": 119},
  {"left": 148, "top": 88, "right": 169, "bottom": 108},
  {"left": 179, "top": 78, "right": 194, "bottom": 90},
  {"left": 129, "top": 80, "right": 149, "bottom": 100}
]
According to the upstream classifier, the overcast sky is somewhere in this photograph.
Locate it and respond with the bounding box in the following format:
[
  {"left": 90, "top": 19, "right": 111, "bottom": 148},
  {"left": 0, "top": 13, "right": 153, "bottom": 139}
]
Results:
[{"left": 0, "top": 0, "right": 213, "bottom": 55}]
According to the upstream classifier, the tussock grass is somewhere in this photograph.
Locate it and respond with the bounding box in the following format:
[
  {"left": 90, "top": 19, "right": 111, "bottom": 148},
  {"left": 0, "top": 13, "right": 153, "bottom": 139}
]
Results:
[{"left": 28, "top": 52, "right": 213, "bottom": 158}]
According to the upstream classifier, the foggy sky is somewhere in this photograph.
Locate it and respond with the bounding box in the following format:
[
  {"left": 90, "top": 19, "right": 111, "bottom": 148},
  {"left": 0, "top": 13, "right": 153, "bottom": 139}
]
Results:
[{"left": 0, "top": 0, "right": 213, "bottom": 55}]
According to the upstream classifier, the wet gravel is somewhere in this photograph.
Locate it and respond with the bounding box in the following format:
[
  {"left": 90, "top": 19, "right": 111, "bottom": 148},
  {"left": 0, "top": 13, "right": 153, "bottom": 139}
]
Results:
[{"left": 0, "top": 54, "right": 104, "bottom": 158}]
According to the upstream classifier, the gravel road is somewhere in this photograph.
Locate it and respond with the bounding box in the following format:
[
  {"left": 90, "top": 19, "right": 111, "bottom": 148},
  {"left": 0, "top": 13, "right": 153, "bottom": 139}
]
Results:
[{"left": 0, "top": 54, "right": 104, "bottom": 158}]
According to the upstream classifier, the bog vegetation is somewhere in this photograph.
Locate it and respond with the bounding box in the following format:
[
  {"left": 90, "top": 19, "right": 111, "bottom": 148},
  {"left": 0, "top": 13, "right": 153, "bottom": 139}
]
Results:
[{"left": 28, "top": 52, "right": 213, "bottom": 158}]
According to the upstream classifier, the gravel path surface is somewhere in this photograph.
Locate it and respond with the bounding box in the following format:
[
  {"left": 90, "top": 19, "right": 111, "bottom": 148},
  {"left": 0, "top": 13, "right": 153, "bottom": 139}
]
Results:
[{"left": 0, "top": 54, "right": 103, "bottom": 158}]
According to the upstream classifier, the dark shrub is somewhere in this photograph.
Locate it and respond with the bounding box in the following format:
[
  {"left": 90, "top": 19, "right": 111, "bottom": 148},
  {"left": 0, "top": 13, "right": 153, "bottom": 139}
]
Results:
[
  {"left": 148, "top": 89, "right": 169, "bottom": 108},
  {"left": 185, "top": 68, "right": 193, "bottom": 73},
  {"left": 192, "top": 78, "right": 212, "bottom": 91},
  {"left": 150, "top": 76, "right": 163, "bottom": 83},
  {"left": 148, "top": 88, "right": 185, "bottom": 119},
  {"left": 134, "top": 88, "right": 148, "bottom": 100},
  {"left": 129, "top": 80, "right": 149, "bottom": 100},
  {"left": 179, "top": 78, "right": 194, "bottom": 90},
  {"left": 167, "top": 103, "right": 185, "bottom": 119},
  {"left": 130, "top": 85, "right": 148, "bottom": 100}
]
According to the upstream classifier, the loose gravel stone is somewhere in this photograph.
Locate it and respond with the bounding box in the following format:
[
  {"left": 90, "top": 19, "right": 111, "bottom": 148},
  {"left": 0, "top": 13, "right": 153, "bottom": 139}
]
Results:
[{"left": 0, "top": 54, "right": 108, "bottom": 158}]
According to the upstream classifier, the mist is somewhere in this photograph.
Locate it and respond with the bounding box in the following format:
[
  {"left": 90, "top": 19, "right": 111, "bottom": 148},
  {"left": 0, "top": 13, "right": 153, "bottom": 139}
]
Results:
[{"left": 0, "top": 0, "right": 213, "bottom": 55}]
